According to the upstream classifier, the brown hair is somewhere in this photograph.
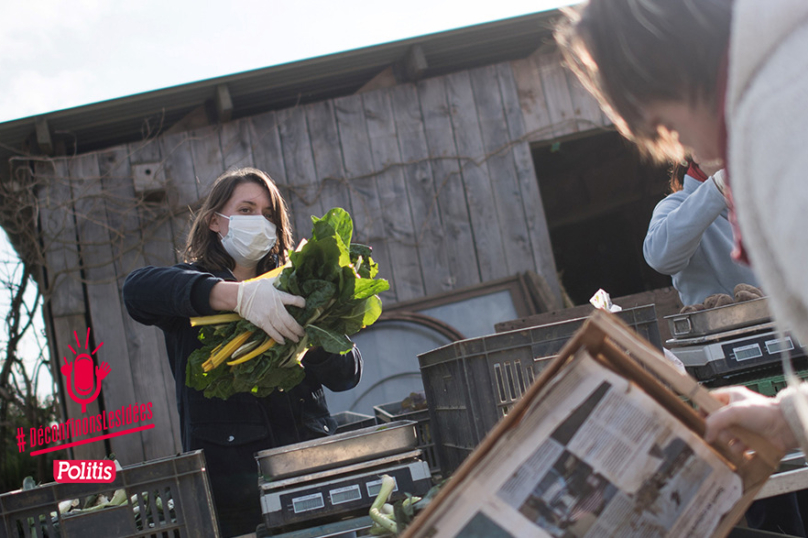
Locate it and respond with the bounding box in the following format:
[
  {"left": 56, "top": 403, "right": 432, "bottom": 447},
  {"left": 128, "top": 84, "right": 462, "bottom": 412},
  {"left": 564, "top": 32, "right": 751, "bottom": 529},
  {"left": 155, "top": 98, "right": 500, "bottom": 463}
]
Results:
[
  {"left": 556, "top": 0, "right": 734, "bottom": 162},
  {"left": 668, "top": 158, "right": 691, "bottom": 194},
  {"left": 183, "top": 167, "right": 294, "bottom": 274}
]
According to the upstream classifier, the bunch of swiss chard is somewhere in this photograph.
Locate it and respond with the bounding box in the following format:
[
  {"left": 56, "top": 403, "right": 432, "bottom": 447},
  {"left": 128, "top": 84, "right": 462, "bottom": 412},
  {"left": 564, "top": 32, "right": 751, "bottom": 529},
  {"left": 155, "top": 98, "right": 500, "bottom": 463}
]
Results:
[{"left": 186, "top": 208, "right": 389, "bottom": 400}]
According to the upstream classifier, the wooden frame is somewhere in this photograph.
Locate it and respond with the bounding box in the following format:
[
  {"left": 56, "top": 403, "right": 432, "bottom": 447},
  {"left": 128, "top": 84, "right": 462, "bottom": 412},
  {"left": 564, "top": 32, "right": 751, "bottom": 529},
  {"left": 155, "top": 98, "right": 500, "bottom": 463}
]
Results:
[
  {"left": 401, "top": 310, "right": 782, "bottom": 538},
  {"left": 377, "top": 311, "right": 466, "bottom": 342},
  {"left": 385, "top": 273, "right": 543, "bottom": 319},
  {"left": 495, "top": 286, "right": 682, "bottom": 343}
]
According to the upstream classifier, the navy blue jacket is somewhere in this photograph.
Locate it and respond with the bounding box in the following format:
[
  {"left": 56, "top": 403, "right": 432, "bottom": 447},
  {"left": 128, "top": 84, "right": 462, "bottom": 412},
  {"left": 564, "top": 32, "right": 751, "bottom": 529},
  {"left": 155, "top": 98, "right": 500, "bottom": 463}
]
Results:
[{"left": 123, "top": 263, "right": 362, "bottom": 536}]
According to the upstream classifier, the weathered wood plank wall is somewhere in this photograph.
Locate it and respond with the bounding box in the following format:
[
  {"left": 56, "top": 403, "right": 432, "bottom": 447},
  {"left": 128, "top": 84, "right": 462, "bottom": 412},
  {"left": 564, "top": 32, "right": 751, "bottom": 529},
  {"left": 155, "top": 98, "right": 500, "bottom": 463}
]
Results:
[
  {"left": 36, "top": 51, "right": 598, "bottom": 460},
  {"left": 390, "top": 83, "right": 452, "bottom": 296},
  {"left": 278, "top": 107, "right": 322, "bottom": 238},
  {"left": 36, "top": 159, "right": 106, "bottom": 460},
  {"left": 69, "top": 153, "right": 144, "bottom": 464},
  {"left": 510, "top": 49, "right": 611, "bottom": 141},
  {"left": 104, "top": 143, "right": 183, "bottom": 459}
]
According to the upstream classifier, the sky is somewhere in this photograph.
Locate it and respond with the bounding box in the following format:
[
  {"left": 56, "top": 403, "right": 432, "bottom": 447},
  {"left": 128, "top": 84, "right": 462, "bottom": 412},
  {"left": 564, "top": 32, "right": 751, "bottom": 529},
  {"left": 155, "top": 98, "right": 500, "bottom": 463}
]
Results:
[
  {"left": 0, "top": 0, "right": 573, "bottom": 399},
  {"left": 0, "top": 0, "right": 573, "bottom": 124}
]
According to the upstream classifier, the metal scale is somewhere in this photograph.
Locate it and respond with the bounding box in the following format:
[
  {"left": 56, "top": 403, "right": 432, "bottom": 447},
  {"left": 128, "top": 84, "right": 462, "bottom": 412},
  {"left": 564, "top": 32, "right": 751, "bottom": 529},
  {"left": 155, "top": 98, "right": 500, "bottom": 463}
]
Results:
[
  {"left": 254, "top": 421, "right": 432, "bottom": 536},
  {"left": 665, "top": 298, "right": 808, "bottom": 384}
]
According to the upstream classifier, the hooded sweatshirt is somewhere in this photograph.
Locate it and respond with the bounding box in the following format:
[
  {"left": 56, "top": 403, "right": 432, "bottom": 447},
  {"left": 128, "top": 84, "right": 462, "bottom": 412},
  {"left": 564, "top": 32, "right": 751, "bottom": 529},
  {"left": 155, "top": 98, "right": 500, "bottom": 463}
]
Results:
[
  {"left": 725, "top": 0, "right": 808, "bottom": 458},
  {"left": 726, "top": 0, "right": 808, "bottom": 346},
  {"left": 643, "top": 173, "right": 758, "bottom": 306}
]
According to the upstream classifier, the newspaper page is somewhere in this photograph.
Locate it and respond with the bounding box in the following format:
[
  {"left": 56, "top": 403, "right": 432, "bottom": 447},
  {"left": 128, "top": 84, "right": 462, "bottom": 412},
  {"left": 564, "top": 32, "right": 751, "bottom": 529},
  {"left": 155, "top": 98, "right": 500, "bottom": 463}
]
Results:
[{"left": 424, "top": 349, "right": 742, "bottom": 538}]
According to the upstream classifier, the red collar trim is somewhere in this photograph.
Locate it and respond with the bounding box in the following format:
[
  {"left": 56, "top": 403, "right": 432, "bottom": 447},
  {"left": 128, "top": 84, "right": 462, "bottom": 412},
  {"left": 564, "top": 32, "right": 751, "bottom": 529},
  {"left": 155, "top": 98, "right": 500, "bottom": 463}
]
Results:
[{"left": 686, "top": 162, "right": 708, "bottom": 182}]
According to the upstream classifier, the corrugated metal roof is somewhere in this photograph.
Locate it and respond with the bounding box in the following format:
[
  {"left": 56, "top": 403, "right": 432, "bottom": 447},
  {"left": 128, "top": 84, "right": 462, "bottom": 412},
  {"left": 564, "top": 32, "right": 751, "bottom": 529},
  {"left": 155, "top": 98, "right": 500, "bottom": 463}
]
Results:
[{"left": 0, "top": 9, "right": 561, "bottom": 182}]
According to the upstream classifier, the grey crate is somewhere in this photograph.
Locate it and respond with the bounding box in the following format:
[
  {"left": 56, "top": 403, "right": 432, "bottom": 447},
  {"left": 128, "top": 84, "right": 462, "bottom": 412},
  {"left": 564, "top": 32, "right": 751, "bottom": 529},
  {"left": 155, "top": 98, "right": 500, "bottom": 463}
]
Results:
[
  {"left": 418, "top": 305, "right": 661, "bottom": 476},
  {"left": 0, "top": 450, "right": 218, "bottom": 538},
  {"left": 374, "top": 401, "right": 440, "bottom": 476},
  {"left": 331, "top": 411, "right": 376, "bottom": 433}
]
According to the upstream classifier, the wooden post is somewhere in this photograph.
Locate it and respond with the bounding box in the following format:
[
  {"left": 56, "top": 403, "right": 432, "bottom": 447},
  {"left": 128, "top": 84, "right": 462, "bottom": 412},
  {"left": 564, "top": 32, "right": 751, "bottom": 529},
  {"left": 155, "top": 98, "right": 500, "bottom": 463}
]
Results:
[
  {"left": 215, "top": 84, "right": 233, "bottom": 123},
  {"left": 404, "top": 45, "right": 428, "bottom": 82},
  {"left": 35, "top": 118, "right": 53, "bottom": 155}
]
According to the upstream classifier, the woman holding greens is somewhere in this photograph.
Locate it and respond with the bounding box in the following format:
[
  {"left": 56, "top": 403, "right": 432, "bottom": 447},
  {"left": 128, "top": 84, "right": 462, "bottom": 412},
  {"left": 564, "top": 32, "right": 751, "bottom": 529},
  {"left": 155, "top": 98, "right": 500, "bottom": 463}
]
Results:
[{"left": 124, "top": 167, "right": 362, "bottom": 536}]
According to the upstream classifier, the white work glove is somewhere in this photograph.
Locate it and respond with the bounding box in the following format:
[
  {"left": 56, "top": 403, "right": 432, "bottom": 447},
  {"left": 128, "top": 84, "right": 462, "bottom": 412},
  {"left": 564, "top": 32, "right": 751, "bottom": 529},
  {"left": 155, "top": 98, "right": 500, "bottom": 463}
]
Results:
[{"left": 235, "top": 278, "right": 306, "bottom": 344}]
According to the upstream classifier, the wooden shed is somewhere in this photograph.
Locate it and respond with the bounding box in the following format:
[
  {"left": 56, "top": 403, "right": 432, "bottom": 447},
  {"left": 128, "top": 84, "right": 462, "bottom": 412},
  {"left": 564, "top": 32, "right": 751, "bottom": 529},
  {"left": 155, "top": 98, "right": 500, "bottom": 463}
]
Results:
[{"left": 0, "top": 11, "right": 673, "bottom": 463}]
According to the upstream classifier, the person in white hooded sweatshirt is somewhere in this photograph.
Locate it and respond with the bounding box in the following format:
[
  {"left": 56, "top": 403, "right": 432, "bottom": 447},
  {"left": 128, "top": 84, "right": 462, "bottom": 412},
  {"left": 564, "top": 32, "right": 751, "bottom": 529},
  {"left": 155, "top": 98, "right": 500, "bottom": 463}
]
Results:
[
  {"left": 556, "top": 0, "right": 808, "bottom": 533},
  {"left": 557, "top": 0, "right": 808, "bottom": 462}
]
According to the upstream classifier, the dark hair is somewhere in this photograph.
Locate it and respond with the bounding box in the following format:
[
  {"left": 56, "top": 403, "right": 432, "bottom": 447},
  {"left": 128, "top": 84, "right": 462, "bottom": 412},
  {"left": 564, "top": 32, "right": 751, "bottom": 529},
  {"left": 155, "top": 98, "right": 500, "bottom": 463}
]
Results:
[
  {"left": 183, "top": 167, "right": 294, "bottom": 274},
  {"left": 556, "top": 0, "right": 734, "bottom": 161}
]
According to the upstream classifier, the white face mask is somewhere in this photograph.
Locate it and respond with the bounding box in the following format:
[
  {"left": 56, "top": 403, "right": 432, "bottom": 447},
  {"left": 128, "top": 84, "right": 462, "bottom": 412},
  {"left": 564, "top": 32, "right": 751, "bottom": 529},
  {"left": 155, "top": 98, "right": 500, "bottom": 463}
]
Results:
[{"left": 216, "top": 213, "right": 277, "bottom": 268}]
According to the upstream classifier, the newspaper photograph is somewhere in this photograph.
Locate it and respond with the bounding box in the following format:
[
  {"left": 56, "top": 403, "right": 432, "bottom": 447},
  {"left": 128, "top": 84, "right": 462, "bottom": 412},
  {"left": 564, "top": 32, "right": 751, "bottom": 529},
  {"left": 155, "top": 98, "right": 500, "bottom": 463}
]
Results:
[{"left": 425, "top": 349, "right": 742, "bottom": 538}]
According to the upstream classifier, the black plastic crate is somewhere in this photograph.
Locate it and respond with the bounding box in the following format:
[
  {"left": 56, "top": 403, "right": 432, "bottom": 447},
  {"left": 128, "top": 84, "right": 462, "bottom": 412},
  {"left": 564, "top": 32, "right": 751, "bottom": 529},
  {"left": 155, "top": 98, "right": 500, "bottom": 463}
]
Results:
[
  {"left": 373, "top": 400, "right": 440, "bottom": 476},
  {"left": 418, "top": 305, "right": 661, "bottom": 476},
  {"left": 331, "top": 411, "right": 376, "bottom": 433},
  {"left": 0, "top": 450, "right": 218, "bottom": 538}
]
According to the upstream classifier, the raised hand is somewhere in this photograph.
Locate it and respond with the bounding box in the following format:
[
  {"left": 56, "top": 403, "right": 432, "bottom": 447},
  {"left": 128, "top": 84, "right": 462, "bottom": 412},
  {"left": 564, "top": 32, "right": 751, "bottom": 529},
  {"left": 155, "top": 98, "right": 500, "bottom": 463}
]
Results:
[{"left": 96, "top": 362, "right": 111, "bottom": 380}]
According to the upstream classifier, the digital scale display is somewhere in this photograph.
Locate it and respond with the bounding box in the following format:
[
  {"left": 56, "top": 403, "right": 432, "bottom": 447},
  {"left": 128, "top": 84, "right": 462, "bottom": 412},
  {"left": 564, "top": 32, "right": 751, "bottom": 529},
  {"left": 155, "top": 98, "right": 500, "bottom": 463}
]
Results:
[
  {"left": 732, "top": 343, "right": 762, "bottom": 362},
  {"left": 722, "top": 333, "right": 802, "bottom": 367},
  {"left": 330, "top": 484, "right": 363, "bottom": 506},
  {"left": 292, "top": 493, "right": 325, "bottom": 514},
  {"left": 732, "top": 337, "right": 795, "bottom": 361},
  {"left": 766, "top": 336, "right": 794, "bottom": 354}
]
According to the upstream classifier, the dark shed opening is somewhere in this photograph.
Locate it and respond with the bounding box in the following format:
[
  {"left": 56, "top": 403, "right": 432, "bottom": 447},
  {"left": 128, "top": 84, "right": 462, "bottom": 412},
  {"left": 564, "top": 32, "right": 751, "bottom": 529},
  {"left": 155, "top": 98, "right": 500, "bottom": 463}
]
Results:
[{"left": 532, "top": 131, "right": 672, "bottom": 306}]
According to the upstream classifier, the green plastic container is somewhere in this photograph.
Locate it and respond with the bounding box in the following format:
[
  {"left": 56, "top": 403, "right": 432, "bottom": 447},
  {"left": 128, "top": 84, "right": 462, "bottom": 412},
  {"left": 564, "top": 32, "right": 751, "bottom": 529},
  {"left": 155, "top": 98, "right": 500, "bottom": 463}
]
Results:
[{"left": 739, "top": 369, "right": 808, "bottom": 397}]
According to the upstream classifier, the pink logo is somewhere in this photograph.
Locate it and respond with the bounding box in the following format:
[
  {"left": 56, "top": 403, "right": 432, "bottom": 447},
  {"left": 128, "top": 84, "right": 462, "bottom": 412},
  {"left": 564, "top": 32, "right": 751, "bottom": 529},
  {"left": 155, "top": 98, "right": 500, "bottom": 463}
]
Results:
[
  {"left": 54, "top": 460, "right": 116, "bottom": 483},
  {"left": 60, "top": 328, "right": 109, "bottom": 413}
]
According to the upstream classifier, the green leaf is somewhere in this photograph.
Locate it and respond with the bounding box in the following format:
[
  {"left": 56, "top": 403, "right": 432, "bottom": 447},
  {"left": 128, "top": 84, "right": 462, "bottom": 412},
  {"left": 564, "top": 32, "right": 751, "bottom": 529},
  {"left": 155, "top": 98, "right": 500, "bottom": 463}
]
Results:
[
  {"left": 350, "top": 243, "right": 372, "bottom": 262},
  {"left": 275, "top": 365, "right": 306, "bottom": 392},
  {"left": 358, "top": 295, "right": 383, "bottom": 329},
  {"left": 291, "top": 236, "right": 350, "bottom": 282},
  {"left": 203, "top": 371, "right": 236, "bottom": 399},
  {"left": 350, "top": 244, "right": 378, "bottom": 278},
  {"left": 185, "top": 347, "right": 214, "bottom": 390},
  {"left": 351, "top": 278, "right": 390, "bottom": 300},
  {"left": 278, "top": 268, "right": 301, "bottom": 296},
  {"left": 311, "top": 220, "right": 336, "bottom": 244},
  {"left": 337, "top": 268, "right": 388, "bottom": 302},
  {"left": 301, "top": 279, "right": 337, "bottom": 308},
  {"left": 314, "top": 207, "right": 352, "bottom": 246},
  {"left": 322, "top": 296, "right": 383, "bottom": 336},
  {"left": 305, "top": 325, "right": 354, "bottom": 354}
]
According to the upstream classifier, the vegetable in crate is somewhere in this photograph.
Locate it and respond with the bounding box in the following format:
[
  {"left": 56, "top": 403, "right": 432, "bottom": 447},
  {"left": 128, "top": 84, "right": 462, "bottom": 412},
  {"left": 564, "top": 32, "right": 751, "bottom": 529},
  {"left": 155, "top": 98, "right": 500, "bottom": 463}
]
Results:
[
  {"left": 186, "top": 208, "right": 389, "bottom": 399},
  {"left": 368, "top": 474, "right": 443, "bottom": 536}
]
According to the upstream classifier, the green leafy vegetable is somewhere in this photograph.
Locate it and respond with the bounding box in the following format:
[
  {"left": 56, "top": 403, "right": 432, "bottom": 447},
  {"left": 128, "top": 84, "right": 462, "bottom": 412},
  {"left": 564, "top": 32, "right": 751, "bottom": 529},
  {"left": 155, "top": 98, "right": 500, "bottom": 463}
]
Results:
[{"left": 186, "top": 208, "right": 389, "bottom": 399}]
